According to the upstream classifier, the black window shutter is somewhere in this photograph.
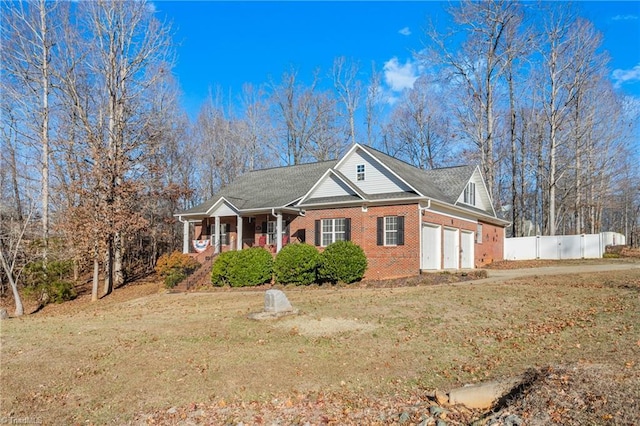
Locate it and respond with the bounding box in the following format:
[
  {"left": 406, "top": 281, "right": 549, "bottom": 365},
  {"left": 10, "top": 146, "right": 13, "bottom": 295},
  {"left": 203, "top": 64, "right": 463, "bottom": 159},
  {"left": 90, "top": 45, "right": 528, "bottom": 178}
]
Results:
[
  {"left": 314, "top": 220, "right": 321, "bottom": 246},
  {"left": 377, "top": 217, "right": 384, "bottom": 246},
  {"left": 397, "top": 216, "right": 405, "bottom": 246},
  {"left": 345, "top": 218, "right": 351, "bottom": 241},
  {"left": 261, "top": 221, "right": 267, "bottom": 235}
]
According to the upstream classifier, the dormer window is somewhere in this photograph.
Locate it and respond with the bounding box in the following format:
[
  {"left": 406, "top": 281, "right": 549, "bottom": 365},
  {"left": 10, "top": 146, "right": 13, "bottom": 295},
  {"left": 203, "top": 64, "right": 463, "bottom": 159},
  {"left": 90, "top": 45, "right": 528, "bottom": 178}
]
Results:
[
  {"left": 356, "top": 164, "right": 365, "bottom": 181},
  {"left": 464, "top": 182, "right": 476, "bottom": 205}
]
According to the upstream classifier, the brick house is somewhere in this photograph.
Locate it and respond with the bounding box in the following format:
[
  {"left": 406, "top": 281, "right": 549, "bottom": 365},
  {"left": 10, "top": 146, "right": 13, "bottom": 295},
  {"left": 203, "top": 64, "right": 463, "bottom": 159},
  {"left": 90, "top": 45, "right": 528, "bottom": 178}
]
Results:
[{"left": 175, "top": 144, "right": 508, "bottom": 279}]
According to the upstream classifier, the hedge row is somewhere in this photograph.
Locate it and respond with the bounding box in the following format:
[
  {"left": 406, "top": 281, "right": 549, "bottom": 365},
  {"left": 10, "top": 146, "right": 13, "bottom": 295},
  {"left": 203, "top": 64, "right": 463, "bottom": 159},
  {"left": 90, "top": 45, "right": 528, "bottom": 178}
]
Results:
[{"left": 210, "top": 241, "right": 367, "bottom": 287}]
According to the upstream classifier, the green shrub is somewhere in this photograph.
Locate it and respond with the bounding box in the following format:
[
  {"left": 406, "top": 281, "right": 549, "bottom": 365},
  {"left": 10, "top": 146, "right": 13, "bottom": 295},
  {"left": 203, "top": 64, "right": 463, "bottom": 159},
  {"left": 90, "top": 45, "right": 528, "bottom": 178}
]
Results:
[
  {"left": 274, "top": 243, "right": 320, "bottom": 285},
  {"left": 318, "top": 240, "right": 367, "bottom": 284},
  {"left": 603, "top": 252, "right": 620, "bottom": 259},
  {"left": 23, "top": 260, "right": 77, "bottom": 303},
  {"left": 211, "top": 248, "right": 273, "bottom": 287},
  {"left": 211, "top": 251, "right": 240, "bottom": 287},
  {"left": 155, "top": 251, "right": 200, "bottom": 288}
]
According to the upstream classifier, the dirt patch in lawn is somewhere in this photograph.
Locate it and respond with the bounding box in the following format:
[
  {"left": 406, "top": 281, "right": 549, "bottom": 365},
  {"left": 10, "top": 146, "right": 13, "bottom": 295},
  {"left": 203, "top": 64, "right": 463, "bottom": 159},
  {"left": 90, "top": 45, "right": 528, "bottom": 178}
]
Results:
[{"left": 274, "top": 316, "right": 377, "bottom": 337}]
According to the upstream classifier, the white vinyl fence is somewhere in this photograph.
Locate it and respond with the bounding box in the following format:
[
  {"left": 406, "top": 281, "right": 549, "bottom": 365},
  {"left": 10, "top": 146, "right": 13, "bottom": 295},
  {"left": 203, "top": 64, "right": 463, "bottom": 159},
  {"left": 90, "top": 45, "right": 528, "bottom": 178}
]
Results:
[{"left": 504, "top": 232, "right": 626, "bottom": 261}]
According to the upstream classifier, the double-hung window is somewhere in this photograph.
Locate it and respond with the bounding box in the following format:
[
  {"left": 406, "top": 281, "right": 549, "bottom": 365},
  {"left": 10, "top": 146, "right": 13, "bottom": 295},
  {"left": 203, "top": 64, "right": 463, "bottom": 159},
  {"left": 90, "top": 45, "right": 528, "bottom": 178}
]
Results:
[
  {"left": 385, "top": 216, "right": 398, "bottom": 245},
  {"left": 220, "top": 223, "right": 229, "bottom": 245},
  {"left": 315, "top": 218, "right": 351, "bottom": 246},
  {"left": 267, "top": 221, "right": 277, "bottom": 245},
  {"left": 322, "top": 218, "right": 346, "bottom": 246},
  {"left": 377, "top": 216, "right": 405, "bottom": 246},
  {"left": 356, "top": 164, "right": 365, "bottom": 181}
]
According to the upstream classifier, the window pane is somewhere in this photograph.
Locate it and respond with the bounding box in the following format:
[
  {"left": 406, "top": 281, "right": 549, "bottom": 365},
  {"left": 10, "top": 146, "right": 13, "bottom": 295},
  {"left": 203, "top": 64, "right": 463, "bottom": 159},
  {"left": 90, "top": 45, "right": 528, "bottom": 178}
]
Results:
[
  {"left": 322, "top": 234, "right": 333, "bottom": 246},
  {"left": 385, "top": 216, "right": 398, "bottom": 245}
]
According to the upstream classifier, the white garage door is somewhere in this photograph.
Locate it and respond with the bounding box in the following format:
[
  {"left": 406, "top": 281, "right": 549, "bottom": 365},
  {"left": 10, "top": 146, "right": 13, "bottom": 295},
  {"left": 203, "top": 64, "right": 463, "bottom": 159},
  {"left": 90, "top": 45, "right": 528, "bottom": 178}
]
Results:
[
  {"left": 461, "top": 230, "right": 475, "bottom": 269},
  {"left": 421, "top": 224, "right": 441, "bottom": 270},
  {"left": 443, "top": 227, "right": 459, "bottom": 269}
]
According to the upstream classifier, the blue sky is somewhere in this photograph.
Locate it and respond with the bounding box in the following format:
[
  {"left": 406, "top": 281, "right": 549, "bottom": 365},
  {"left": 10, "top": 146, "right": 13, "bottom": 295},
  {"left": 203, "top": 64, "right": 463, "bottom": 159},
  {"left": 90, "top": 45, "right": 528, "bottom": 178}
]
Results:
[{"left": 154, "top": 1, "right": 640, "bottom": 117}]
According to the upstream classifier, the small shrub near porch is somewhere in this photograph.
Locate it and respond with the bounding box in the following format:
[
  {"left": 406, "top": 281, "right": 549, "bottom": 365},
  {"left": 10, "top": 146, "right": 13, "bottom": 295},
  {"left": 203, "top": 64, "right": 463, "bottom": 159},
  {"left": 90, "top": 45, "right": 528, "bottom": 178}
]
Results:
[
  {"left": 274, "top": 243, "right": 320, "bottom": 285},
  {"left": 318, "top": 240, "right": 367, "bottom": 284},
  {"left": 155, "top": 251, "right": 200, "bottom": 289},
  {"left": 211, "top": 247, "right": 273, "bottom": 287}
]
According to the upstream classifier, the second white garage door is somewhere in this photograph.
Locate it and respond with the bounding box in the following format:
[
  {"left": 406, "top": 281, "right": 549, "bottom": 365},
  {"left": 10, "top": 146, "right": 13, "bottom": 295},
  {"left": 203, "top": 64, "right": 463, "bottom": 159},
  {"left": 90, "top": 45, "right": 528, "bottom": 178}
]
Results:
[{"left": 443, "top": 227, "right": 459, "bottom": 269}]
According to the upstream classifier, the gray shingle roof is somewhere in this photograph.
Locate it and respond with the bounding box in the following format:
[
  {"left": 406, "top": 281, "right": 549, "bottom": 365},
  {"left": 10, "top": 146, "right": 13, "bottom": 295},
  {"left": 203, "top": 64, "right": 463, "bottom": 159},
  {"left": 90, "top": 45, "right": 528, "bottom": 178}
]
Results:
[
  {"left": 179, "top": 160, "right": 338, "bottom": 215},
  {"left": 177, "top": 144, "right": 486, "bottom": 217}
]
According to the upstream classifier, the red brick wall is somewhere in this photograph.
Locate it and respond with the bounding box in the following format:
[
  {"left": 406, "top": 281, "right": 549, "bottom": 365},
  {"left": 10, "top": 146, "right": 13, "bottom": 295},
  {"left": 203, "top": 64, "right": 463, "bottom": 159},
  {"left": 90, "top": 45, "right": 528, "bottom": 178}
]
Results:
[
  {"left": 289, "top": 204, "right": 421, "bottom": 280},
  {"left": 475, "top": 221, "right": 504, "bottom": 267}
]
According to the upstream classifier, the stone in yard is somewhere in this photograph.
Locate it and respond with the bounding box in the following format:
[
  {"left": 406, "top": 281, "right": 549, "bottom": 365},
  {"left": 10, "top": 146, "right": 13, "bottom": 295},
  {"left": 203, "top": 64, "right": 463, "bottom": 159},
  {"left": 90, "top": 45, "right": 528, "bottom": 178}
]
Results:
[
  {"left": 0, "top": 309, "right": 8, "bottom": 320},
  {"left": 264, "top": 289, "right": 293, "bottom": 313},
  {"left": 448, "top": 376, "right": 523, "bottom": 409}
]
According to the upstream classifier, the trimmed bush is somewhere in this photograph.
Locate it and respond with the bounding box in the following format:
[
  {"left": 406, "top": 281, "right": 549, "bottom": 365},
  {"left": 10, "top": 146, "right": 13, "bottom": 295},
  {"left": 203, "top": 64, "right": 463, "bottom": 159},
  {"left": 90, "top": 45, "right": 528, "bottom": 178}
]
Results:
[
  {"left": 211, "top": 251, "right": 240, "bottom": 287},
  {"left": 318, "top": 240, "right": 367, "bottom": 284},
  {"left": 211, "top": 248, "right": 273, "bottom": 287},
  {"left": 155, "top": 251, "right": 200, "bottom": 288},
  {"left": 274, "top": 243, "right": 320, "bottom": 285}
]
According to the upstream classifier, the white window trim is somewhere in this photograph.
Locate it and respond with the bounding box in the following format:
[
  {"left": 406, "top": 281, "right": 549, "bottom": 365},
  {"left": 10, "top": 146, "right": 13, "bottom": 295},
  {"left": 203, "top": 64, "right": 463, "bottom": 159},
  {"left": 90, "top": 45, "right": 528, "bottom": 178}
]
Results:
[
  {"left": 476, "top": 223, "right": 483, "bottom": 244},
  {"left": 384, "top": 216, "right": 398, "bottom": 246},
  {"left": 267, "top": 221, "right": 277, "bottom": 245},
  {"left": 464, "top": 182, "right": 476, "bottom": 206},
  {"left": 321, "top": 218, "right": 346, "bottom": 247}
]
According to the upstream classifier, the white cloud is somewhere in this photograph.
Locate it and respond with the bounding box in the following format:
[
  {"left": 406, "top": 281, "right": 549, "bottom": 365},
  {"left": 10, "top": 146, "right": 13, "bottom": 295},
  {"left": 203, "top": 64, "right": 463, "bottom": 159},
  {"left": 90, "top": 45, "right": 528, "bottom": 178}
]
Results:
[
  {"left": 612, "top": 64, "right": 640, "bottom": 88},
  {"left": 398, "top": 27, "right": 411, "bottom": 36},
  {"left": 611, "top": 14, "right": 638, "bottom": 21},
  {"left": 383, "top": 57, "right": 418, "bottom": 92}
]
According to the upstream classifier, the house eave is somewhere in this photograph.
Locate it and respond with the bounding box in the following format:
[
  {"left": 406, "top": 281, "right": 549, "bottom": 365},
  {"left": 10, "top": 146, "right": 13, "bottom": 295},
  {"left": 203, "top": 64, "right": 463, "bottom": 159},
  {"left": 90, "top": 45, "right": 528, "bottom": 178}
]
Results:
[
  {"left": 430, "top": 199, "right": 510, "bottom": 227},
  {"left": 298, "top": 195, "right": 426, "bottom": 209}
]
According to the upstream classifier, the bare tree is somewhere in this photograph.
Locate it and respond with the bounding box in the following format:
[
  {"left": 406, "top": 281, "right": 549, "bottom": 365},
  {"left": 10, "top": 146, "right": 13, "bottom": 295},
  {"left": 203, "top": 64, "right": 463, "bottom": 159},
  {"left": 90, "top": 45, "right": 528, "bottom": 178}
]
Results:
[
  {"left": 270, "top": 68, "right": 346, "bottom": 165},
  {"left": 424, "top": 0, "right": 522, "bottom": 201},
  {"left": 332, "top": 56, "right": 362, "bottom": 144},
  {"left": 384, "top": 77, "right": 452, "bottom": 169},
  {"left": 365, "top": 61, "right": 384, "bottom": 147},
  {"left": 1, "top": 0, "right": 60, "bottom": 265}
]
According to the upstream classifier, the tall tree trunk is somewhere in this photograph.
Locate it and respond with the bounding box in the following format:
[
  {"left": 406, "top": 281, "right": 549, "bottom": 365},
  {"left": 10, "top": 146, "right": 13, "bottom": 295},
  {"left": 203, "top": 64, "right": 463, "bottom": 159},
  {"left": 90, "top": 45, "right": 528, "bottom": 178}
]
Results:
[
  {"left": 103, "top": 236, "right": 113, "bottom": 296},
  {"left": 39, "top": 0, "right": 50, "bottom": 266}
]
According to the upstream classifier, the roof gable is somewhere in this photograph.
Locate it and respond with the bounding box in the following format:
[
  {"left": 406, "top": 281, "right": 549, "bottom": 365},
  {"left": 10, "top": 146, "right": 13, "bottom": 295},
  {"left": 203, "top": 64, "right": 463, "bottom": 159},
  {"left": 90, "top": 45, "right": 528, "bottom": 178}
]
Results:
[
  {"left": 299, "top": 169, "right": 365, "bottom": 205},
  {"left": 206, "top": 197, "right": 239, "bottom": 217},
  {"left": 454, "top": 166, "right": 496, "bottom": 216},
  {"left": 334, "top": 145, "right": 416, "bottom": 195}
]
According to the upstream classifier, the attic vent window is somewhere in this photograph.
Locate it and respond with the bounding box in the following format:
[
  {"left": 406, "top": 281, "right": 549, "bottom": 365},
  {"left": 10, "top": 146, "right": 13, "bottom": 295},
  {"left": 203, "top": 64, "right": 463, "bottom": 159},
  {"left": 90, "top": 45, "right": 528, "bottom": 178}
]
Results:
[
  {"left": 356, "top": 164, "right": 365, "bottom": 181},
  {"left": 464, "top": 182, "right": 476, "bottom": 206}
]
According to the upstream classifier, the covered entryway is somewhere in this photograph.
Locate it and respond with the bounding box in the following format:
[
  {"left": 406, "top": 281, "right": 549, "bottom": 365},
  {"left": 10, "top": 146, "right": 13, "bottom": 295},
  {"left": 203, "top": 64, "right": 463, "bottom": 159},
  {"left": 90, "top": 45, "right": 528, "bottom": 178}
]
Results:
[
  {"left": 421, "top": 223, "right": 441, "bottom": 270},
  {"left": 461, "top": 230, "right": 474, "bottom": 268},
  {"left": 443, "top": 227, "right": 459, "bottom": 269}
]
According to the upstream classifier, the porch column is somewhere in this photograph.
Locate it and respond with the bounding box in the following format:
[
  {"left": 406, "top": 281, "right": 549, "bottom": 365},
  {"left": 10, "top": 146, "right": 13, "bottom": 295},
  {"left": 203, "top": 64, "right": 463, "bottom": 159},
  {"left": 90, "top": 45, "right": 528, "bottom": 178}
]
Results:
[
  {"left": 214, "top": 216, "right": 221, "bottom": 254},
  {"left": 182, "top": 218, "right": 189, "bottom": 254},
  {"left": 276, "top": 212, "right": 283, "bottom": 253},
  {"left": 236, "top": 215, "right": 243, "bottom": 251}
]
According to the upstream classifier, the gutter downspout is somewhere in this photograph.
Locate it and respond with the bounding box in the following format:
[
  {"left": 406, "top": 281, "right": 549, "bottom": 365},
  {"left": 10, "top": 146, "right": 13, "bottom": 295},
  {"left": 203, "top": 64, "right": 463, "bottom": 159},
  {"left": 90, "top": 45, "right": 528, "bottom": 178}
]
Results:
[{"left": 418, "top": 200, "right": 431, "bottom": 272}]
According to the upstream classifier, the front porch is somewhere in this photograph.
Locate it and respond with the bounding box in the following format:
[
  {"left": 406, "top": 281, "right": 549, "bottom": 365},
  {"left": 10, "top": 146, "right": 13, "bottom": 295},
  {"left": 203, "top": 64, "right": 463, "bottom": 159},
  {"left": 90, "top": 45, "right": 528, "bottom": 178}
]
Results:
[{"left": 181, "top": 211, "right": 305, "bottom": 256}]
